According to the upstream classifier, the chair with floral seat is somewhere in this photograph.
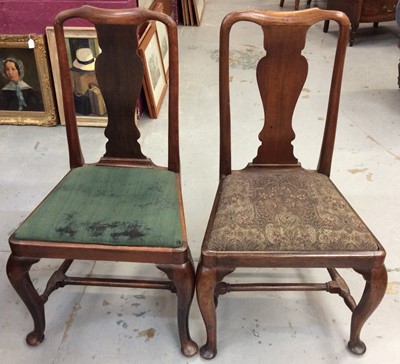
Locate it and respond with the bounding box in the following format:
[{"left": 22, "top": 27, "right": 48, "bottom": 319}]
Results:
[
  {"left": 6, "top": 5, "right": 198, "bottom": 357},
  {"left": 196, "top": 8, "right": 387, "bottom": 359}
]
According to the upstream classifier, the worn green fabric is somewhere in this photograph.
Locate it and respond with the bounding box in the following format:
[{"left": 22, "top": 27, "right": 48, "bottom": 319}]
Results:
[{"left": 15, "top": 165, "right": 183, "bottom": 248}]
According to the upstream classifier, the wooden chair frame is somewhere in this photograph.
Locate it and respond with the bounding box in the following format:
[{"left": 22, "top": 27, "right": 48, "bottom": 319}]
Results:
[
  {"left": 196, "top": 8, "right": 387, "bottom": 359},
  {"left": 6, "top": 6, "right": 198, "bottom": 357}
]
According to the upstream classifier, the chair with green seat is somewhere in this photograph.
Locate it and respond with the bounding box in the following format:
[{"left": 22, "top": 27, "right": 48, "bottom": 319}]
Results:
[
  {"left": 196, "top": 8, "right": 387, "bottom": 359},
  {"left": 6, "top": 5, "right": 198, "bottom": 357}
]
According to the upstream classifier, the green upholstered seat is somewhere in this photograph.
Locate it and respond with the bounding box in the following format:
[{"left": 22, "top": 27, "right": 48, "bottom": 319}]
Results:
[
  {"left": 206, "top": 168, "right": 379, "bottom": 252},
  {"left": 6, "top": 8, "right": 199, "bottom": 357},
  {"left": 15, "top": 165, "right": 183, "bottom": 248}
]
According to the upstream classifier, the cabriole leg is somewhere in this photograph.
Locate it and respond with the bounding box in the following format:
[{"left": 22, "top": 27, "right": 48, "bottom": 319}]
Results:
[
  {"left": 6, "top": 254, "right": 45, "bottom": 346},
  {"left": 158, "top": 261, "right": 198, "bottom": 357},
  {"left": 196, "top": 263, "right": 235, "bottom": 360},
  {"left": 349, "top": 27, "right": 357, "bottom": 46},
  {"left": 196, "top": 263, "right": 218, "bottom": 359},
  {"left": 348, "top": 265, "right": 387, "bottom": 354},
  {"left": 323, "top": 20, "right": 330, "bottom": 33}
]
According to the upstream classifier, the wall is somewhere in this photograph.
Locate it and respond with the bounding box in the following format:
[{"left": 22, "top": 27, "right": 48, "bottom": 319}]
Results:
[{"left": 0, "top": 0, "right": 138, "bottom": 34}]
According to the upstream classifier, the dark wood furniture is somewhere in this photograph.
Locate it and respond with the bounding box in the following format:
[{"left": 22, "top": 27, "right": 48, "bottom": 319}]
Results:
[
  {"left": 6, "top": 5, "right": 198, "bottom": 357},
  {"left": 149, "top": 0, "right": 179, "bottom": 21},
  {"left": 324, "top": 0, "right": 397, "bottom": 45},
  {"left": 196, "top": 8, "right": 387, "bottom": 360},
  {"left": 279, "top": 0, "right": 311, "bottom": 11}
]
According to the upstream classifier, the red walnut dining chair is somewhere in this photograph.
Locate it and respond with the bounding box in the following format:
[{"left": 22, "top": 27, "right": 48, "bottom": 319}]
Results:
[
  {"left": 6, "top": 6, "right": 198, "bottom": 357},
  {"left": 196, "top": 8, "right": 387, "bottom": 359}
]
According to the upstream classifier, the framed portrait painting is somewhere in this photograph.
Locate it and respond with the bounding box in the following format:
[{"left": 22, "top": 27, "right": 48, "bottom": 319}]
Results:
[
  {"left": 0, "top": 35, "right": 57, "bottom": 126},
  {"left": 46, "top": 26, "right": 106, "bottom": 127}
]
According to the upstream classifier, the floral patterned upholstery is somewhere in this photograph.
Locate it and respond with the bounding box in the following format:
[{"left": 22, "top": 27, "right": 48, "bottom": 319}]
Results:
[{"left": 206, "top": 168, "right": 379, "bottom": 252}]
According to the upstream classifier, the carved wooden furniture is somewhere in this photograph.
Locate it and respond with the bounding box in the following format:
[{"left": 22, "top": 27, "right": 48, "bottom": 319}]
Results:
[
  {"left": 6, "top": 5, "right": 198, "bottom": 357},
  {"left": 323, "top": 0, "right": 397, "bottom": 45},
  {"left": 279, "top": 0, "right": 311, "bottom": 11},
  {"left": 196, "top": 8, "right": 387, "bottom": 360}
]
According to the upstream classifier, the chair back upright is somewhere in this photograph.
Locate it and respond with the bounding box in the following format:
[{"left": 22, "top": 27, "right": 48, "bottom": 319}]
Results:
[
  {"left": 218, "top": 9, "right": 350, "bottom": 178},
  {"left": 54, "top": 6, "right": 180, "bottom": 172}
]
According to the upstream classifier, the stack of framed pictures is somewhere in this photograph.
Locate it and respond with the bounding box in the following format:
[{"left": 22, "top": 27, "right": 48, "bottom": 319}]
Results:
[
  {"left": 46, "top": 3, "right": 170, "bottom": 124},
  {"left": 181, "top": 0, "right": 205, "bottom": 26}
]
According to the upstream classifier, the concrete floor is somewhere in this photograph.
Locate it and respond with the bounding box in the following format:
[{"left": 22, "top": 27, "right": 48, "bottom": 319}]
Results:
[{"left": 1, "top": 0, "right": 400, "bottom": 363}]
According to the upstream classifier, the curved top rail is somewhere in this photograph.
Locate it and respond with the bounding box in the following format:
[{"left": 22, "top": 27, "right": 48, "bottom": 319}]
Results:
[
  {"left": 221, "top": 8, "right": 350, "bottom": 28},
  {"left": 55, "top": 5, "right": 176, "bottom": 28}
]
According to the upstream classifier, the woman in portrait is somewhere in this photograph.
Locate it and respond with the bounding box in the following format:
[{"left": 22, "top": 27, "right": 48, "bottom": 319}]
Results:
[{"left": 0, "top": 57, "right": 43, "bottom": 111}]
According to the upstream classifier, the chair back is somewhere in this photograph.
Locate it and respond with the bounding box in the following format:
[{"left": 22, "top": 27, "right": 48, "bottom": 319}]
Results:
[
  {"left": 54, "top": 6, "right": 179, "bottom": 172},
  {"left": 218, "top": 8, "right": 350, "bottom": 177}
]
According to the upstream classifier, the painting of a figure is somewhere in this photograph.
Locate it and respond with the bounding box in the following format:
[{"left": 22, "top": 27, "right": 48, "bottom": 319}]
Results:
[
  {"left": 0, "top": 35, "right": 56, "bottom": 126},
  {"left": 46, "top": 27, "right": 109, "bottom": 126},
  {"left": 0, "top": 49, "right": 44, "bottom": 111}
]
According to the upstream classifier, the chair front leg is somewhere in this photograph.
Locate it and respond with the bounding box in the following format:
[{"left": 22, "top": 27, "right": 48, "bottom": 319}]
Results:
[
  {"left": 158, "top": 261, "right": 198, "bottom": 357},
  {"left": 196, "top": 262, "right": 219, "bottom": 359},
  {"left": 348, "top": 264, "right": 387, "bottom": 354},
  {"left": 6, "top": 254, "right": 45, "bottom": 345}
]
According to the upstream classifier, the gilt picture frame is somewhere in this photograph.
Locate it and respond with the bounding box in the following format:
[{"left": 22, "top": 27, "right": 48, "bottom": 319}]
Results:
[{"left": 0, "top": 34, "right": 57, "bottom": 126}]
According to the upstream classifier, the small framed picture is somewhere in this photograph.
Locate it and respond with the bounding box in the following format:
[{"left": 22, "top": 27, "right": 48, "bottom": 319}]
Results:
[
  {"left": 139, "top": 23, "right": 168, "bottom": 119},
  {"left": 154, "top": 2, "right": 169, "bottom": 79},
  {"left": 0, "top": 34, "right": 57, "bottom": 126},
  {"left": 46, "top": 26, "right": 106, "bottom": 127}
]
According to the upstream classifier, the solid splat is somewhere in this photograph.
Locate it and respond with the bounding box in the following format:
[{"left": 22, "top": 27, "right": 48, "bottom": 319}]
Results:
[
  {"left": 253, "top": 25, "right": 309, "bottom": 165},
  {"left": 95, "top": 24, "right": 145, "bottom": 159}
]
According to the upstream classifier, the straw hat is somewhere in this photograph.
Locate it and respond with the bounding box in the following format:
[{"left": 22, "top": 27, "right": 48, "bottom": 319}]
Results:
[{"left": 73, "top": 48, "right": 95, "bottom": 71}]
